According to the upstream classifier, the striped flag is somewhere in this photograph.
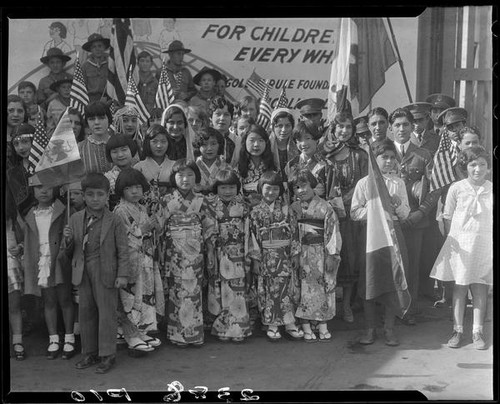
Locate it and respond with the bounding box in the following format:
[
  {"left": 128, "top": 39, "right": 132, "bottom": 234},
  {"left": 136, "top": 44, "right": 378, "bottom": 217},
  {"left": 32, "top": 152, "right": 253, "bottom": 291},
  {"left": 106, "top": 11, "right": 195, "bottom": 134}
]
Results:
[
  {"left": 155, "top": 58, "right": 175, "bottom": 110},
  {"left": 256, "top": 82, "right": 272, "bottom": 131},
  {"left": 69, "top": 53, "right": 89, "bottom": 117},
  {"left": 429, "top": 129, "right": 459, "bottom": 192},
  {"left": 107, "top": 18, "right": 136, "bottom": 106},
  {"left": 125, "top": 66, "right": 151, "bottom": 126},
  {"left": 246, "top": 70, "right": 270, "bottom": 96},
  {"left": 276, "top": 81, "right": 289, "bottom": 109},
  {"left": 27, "top": 112, "right": 50, "bottom": 175}
]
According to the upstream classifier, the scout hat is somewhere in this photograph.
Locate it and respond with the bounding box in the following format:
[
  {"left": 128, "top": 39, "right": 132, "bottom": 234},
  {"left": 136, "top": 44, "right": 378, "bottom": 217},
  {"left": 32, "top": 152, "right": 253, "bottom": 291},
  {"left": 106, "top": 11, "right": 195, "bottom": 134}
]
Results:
[
  {"left": 49, "top": 77, "right": 73, "bottom": 92},
  {"left": 82, "top": 33, "right": 111, "bottom": 52},
  {"left": 425, "top": 93, "right": 456, "bottom": 110},
  {"left": 193, "top": 67, "right": 222, "bottom": 86},
  {"left": 163, "top": 40, "right": 191, "bottom": 54},
  {"left": 40, "top": 47, "right": 71, "bottom": 64},
  {"left": 296, "top": 98, "right": 325, "bottom": 115},
  {"left": 404, "top": 102, "right": 432, "bottom": 120},
  {"left": 437, "top": 107, "right": 468, "bottom": 127},
  {"left": 353, "top": 115, "right": 370, "bottom": 135}
]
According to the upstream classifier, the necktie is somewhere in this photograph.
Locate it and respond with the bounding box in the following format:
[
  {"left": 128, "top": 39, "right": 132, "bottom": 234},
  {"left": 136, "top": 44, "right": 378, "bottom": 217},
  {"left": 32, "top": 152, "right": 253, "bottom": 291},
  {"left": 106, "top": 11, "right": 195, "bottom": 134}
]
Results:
[
  {"left": 82, "top": 215, "right": 96, "bottom": 252},
  {"left": 401, "top": 144, "right": 405, "bottom": 157}
]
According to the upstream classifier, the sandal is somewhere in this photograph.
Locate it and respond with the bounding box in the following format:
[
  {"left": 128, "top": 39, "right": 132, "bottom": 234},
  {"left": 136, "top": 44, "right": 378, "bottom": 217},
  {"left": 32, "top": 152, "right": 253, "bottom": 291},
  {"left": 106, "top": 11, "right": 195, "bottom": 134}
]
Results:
[
  {"left": 266, "top": 329, "right": 282, "bottom": 342},
  {"left": 116, "top": 331, "right": 127, "bottom": 345},
  {"left": 128, "top": 342, "right": 154, "bottom": 352},
  {"left": 171, "top": 341, "right": 189, "bottom": 348},
  {"left": 232, "top": 337, "right": 245, "bottom": 343},
  {"left": 284, "top": 327, "right": 304, "bottom": 340},
  {"left": 62, "top": 341, "right": 77, "bottom": 360},
  {"left": 319, "top": 331, "right": 332, "bottom": 342},
  {"left": 46, "top": 341, "right": 60, "bottom": 360},
  {"left": 192, "top": 341, "right": 204, "bottom": 347},
  {"left": 13, "top": 343, "right": 25, "bottom": 361},
  {"left": 141, "top": 336, "right": 162, "bottom": 347},
  {"left": 303, "top": 331, "right": 317, "bottom": 343},
  {"left": 218, "top": 336, "right": 230, "bottom": 342}
]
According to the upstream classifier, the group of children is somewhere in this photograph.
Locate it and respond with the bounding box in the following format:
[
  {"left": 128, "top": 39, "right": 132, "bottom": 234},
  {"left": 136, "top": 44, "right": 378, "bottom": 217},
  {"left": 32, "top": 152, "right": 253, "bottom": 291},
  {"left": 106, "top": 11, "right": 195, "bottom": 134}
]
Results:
[{"left": 6, "top": 36, "right": 492, "bottom": 374}]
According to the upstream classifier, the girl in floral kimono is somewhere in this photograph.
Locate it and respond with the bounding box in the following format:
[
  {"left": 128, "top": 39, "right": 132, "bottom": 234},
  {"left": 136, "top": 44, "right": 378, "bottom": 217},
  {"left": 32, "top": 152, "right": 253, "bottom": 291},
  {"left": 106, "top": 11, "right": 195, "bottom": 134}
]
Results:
[
  {"left": 161, "top": 159, "right": 217, "bottom": 346},
  {"left": 208, "top": 168, "right": 252, "bottom": 342},
  {"left": 247, "top": 171, "right": 303, "bottom": 342},
  {"left": 290, "top": 169, "right": 342, "bottom": 342},
  {"left": 113, "top": 168, "right": 165, "bottom": 351}
]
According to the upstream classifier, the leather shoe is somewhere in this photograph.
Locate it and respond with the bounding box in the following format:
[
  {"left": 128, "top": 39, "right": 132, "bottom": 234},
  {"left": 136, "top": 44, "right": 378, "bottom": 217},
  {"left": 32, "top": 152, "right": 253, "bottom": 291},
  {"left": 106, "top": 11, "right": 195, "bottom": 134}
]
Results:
[
  {"left": 95, "top": 355, "right": 116, "bottom": 374},
  {"left": 359, "top": 328, "right": 376, "bottom": 345},
  {"left": 384, "top": 329, "right": 400, "bottom": 346},
  {"left": 75, "top": 354, "right": 100, "bottom": 369}
]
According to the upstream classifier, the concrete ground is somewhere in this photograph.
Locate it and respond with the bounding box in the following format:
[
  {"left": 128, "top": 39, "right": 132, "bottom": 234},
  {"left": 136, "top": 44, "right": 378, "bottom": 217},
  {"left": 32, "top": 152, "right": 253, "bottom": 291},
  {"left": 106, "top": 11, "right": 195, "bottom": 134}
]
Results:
[{"left": 6, "top": 295, "right": 495, "bottom": 402}]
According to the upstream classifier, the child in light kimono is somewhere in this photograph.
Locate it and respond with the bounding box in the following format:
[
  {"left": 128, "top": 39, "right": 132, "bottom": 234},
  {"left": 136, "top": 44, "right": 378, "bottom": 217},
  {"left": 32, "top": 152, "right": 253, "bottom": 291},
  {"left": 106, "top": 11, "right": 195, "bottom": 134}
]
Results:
[
  {"left": 160, "top": 159, "right": 217, "bottom": 347},
  {"left": 208, "top": 169, "right": 252, "bottom": 342},
  {"left": 247, "top": 171, "right": 303, "bottom": 342},
  {"left": 290, "top": 169, "right": 342, "bottom": 342}
]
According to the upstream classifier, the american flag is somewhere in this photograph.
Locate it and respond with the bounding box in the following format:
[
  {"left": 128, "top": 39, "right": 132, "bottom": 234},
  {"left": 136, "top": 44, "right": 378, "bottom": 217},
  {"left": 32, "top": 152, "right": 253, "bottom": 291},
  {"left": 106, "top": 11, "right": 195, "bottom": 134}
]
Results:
[
  {"left": 69, "top": 53, "right": 89, "bottom": 117},
  {"left": 276, "top": 81, "right": 289, "bottom": 108},
  {"left": 27, "top": 112, "right": 50, "bottom": 175},
  {"left": 246, "top": 70, "right": 270, "bottom": 96},
  {"left": 155, "top": 59, "right": 175, "bottom": 110},
  {"left": 125, "top": 66, "right": 151, "bottom": 126},
  {"left": 429, "top": 129, "right": 459, "bottom": 192},
  {"left": 256, "top": 82, "right": 272, "bottom": 131},
  {"left": 107, "top": 18, "right": 136, "bottom": 106}
]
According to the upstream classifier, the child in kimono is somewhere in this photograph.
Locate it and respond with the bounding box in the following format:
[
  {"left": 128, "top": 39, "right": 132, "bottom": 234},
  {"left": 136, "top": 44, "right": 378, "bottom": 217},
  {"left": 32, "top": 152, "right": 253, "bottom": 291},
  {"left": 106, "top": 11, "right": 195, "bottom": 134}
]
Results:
[
  {"left": 160, "top": 159, "right": 217, "bottom": 347},
  {"left": 247, "top": 171, "right": 302, "bottom": 342},
  {"left": 208, "top": 168, "right": 252, "bottom": 342},
  {"left": 290, "top": 169, "right": 342, "bottom": 342}
]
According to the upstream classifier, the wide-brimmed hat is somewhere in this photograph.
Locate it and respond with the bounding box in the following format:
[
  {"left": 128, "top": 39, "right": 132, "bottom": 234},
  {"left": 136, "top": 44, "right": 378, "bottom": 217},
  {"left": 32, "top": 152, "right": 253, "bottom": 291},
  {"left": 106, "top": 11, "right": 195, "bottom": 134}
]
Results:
[
  {"left": 353, "top": 115, "right": 370, "bottom": 134},
  {"left": 404, "top": 102, "right": 432, "bottom": 120},
  {"left": 425, "top": 93, "right": 456, "bottom": 110},
  {"left": 162, "top": 40, "right": 191, "bottom": 54},
  {"left": 437, "top": 107, "right": 468, "bottom": 127},
  {"left": 40, "top": 47, "right": 71, "bottom": 64},
  {"left": 82, "top": 33, "right": 111, "bottom": 52},
  {"left": 296, "top": 98, "right": 325, "bottom": 115},
  {"left": 49, "top": 77, "right": 73, "bottom": 92},
  {"left": 193, "top": 67, "right": 222, "bottom": 86}
]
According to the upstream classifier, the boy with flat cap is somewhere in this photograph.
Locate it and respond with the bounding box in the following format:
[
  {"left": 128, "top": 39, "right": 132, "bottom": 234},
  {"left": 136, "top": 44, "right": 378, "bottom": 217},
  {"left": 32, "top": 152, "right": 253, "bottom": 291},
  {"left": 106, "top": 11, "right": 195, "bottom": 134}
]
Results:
[
  {"left": 405, "top": 102, "right": 440, "bottom": 156},
  {"left": 425, "top": 93, "right": 455, "bottom": 136},
  {"left": 353, "top": 115, "right": 371, "bottom": 148},
  {"left": 161, "top": 40, "right": 197, "bottom": 102},
  {"left": 437, "top": 107, "right": 468, "bottom": 141},
  {"left": 81, "top": 33, "right": 111, "bottom": 104},
  {"left": 37, "top": 48, "right": 73, "bottom": 109}
]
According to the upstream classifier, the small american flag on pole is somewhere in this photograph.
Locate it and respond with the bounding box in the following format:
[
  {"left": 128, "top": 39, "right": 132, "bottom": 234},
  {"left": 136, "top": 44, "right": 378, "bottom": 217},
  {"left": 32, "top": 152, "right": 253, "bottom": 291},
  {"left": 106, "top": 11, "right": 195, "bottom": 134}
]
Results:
[
  {"left": 69, "top": 53, "right": 89, "bottom": 117},
  {"left": 256, "top": 81, "right": 272, "bottom": 131},
  {"left": 276, "top": 81, "right": 289, "bottom": 108},
  {"left": 155, "top": 59, "right": 175, "bottom": 110},
  {"left": 246, "top": 70, "right": 270, "bottom": 96},
  {"left": 125, "top": 66, "right": 151, "bottom": 126},
  {"left": 27, "top": 112, "right": 50, "bottom": 175},
  {"left": 429, "top": 129, "right": 459, "bottom": 192}
]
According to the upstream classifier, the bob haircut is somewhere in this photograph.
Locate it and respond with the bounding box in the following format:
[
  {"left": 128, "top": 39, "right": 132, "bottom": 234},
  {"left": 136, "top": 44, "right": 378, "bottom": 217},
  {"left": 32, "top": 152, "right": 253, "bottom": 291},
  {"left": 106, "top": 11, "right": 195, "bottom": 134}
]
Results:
[
  {"left": 238, "top": 124, "right": 275, "bottom": 178},
  {"left": 162, "top": 105, "right": 188, "bottom": 128},
  {"left": 291, "top": 120, "right": 322, "bottom": 142},
  {"left": 372, "top": 138, "right": 398, "bottom": 157},
  {"left": 271, "top": 110, "right": 295, "bottom": 129},
  {"left": 170, "top": 158, "right": 202, "bottom": 186},
  {"left": 142, "top": 124, "right": 169, "bottom": 158},
  {"left": 105, "top": 133, "right": 139, "bottom": 162},
  {"left": 289, "top": 168, "right": 318, "bottom": 189},
  {"left": 82, "top": 172, "right": 110, "bottom": 193},
  {"left": 389, "top": 107, "right": 414, "bottom": 125},
  {"left": 458, "top": 145, "right": 490, "bottom": 170},
  {"left": 368, "top": 107, "right": 389, "bottom": 120},
  {"left": 213, "top": 168, "right": 241, "bottom": 194},
  {"left": 208, "top": 96, "right": 235, "bottom": 118},
  {"left": 458, "top": 126, "right": 481, "bottom": 141},
  {"left": 85, "top": 101, "right": 112, "bottom": 124},
  {"left": 257, "top": 170, "right": 285, "bottom": 196},
  {"left": 194, "top": 127, "right": 225, "bottom": 155},
  {"left": 115, "top": 168, "right": 150, "bottom": 198},
  {"left": 187, "top": 105, "right": 210, "bottom": 128}
]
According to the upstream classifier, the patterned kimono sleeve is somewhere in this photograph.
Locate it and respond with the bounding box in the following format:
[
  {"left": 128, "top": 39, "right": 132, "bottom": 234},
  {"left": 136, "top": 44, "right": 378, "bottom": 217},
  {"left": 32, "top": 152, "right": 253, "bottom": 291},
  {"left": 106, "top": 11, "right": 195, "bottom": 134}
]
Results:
[
  {"left": 113, "top": 205, "right": 143, "bottom": 252},
  {"left": 246, "top": 210, "right": 262, "bottom": 262},
  {"left": 200, "top": 196, "right": 218, "bottom": 245},
  {"left": 289, "top": 202, "right": 301, "bottom": 257},
  {"left": 324, "top": 204, "right": 342, "bottom": 256}
]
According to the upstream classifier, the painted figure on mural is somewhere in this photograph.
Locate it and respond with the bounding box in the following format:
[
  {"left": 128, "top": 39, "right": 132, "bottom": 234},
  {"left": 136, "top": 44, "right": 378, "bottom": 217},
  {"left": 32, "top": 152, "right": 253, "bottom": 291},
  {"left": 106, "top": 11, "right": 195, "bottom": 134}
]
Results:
[
  {"left": 132, "top": 19, "right": 152, "bottom": 42},
  {"left": 158, "top": 18, "right": 181, "bottom": 53},
  {"left": 42, "top": 22, "right": 72, "bottom": 58}
]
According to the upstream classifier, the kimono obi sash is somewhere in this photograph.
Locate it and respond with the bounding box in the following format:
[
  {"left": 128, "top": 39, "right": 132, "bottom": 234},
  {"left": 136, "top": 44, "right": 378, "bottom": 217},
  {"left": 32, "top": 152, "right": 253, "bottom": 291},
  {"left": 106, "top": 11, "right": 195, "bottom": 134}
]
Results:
[
  {"left": 297, "top": 218, "right": 324, "bottom": 245},
  {"left": 169, "top": 215, "right": 203, "bottom": 257},
  {"left": 260, "top": 220, "right": 291, "bottom": 250}
]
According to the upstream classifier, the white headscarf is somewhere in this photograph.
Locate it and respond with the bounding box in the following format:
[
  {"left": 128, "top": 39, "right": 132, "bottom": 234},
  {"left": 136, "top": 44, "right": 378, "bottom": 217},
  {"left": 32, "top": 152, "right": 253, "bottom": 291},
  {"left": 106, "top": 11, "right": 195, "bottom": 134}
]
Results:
[{"left": 161, "top": 103, "right": 195, "bottom": 161}]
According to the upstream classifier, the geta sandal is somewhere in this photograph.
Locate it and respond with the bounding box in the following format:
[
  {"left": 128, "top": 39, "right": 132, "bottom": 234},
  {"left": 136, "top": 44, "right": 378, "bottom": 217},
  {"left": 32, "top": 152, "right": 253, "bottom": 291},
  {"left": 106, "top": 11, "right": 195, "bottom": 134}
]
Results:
[
  {"left": 13, "top": 343, "right": 25, "bottom": 361},
  {"left": 266, "top": 329, "right": 282, "bottom": 342},
  {"left": 303, "top": 331, "right": 317, "bottom": 343},
  {"left": 319, "top": 331, "right": 332, "bottom": 342}
]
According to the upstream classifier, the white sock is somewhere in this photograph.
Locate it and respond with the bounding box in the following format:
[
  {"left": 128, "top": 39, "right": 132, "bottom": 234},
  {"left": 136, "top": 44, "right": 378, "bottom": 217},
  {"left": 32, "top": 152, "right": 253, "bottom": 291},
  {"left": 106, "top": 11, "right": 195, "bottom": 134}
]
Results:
[
  {"left": 453, "top": 325, "right": 464, "bottom": 333},
  {"left": 472, "top": 325, "right": 483, "bottom": 334},
  {"left": 12, "top": 334, "right": 23, "bottom": 345},
  {"left": 65, "top": 333, "right": 75, "bottom": 343},
  {"left": 48, "top": 334, "right": 60, "bottom": 351}
]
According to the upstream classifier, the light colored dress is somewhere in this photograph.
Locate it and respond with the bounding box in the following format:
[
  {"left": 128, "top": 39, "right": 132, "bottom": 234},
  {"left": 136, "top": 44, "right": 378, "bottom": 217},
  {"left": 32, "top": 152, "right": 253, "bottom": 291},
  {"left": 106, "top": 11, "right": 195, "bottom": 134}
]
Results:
[
  {"left": 208, "top": 194, "right": 252, "bottom": 339},
  {"left": 161, "top": 189, "right": 217, "bottom": 344},
  {"left": 430, "top": 179, "right": 492, "bottom": 285},
  {"left": 291, "top": 196, "right": 342, "bottom": 321}
]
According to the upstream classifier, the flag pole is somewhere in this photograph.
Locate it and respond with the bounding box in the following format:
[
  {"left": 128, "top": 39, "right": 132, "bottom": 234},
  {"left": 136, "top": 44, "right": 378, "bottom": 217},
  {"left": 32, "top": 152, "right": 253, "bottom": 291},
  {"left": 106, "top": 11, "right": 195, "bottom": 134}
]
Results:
[{"left": 386, "top": 18, "right": 413, "bottom": 104}]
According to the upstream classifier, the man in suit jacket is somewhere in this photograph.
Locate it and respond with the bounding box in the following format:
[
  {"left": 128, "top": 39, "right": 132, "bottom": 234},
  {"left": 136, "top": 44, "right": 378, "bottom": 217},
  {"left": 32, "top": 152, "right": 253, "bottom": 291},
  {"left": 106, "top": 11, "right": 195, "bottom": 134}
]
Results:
[
  {"left": 390, "top": 108, "right": 440, "bottom": 325},
  {"left": 405, "top": 102, "right": 440, "bottom": 156},
  {"left": 62, "top": 173, "right": 129, "bottom": 374}
]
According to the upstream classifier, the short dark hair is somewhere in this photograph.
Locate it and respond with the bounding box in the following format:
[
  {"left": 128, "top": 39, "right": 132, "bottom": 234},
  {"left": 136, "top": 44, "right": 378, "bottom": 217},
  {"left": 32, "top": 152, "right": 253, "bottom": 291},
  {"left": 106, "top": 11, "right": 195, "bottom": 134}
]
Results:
[
  {"left": 208, "top": 96, "right": 235, "bottom": 118},
  {"left": 458, "top": 126, "right": 481, "bottom": 141},
  {"left": 149, "top": 107, "right": 163, "bottom": 121},
  {"left": 8, "top": 94, "right": 25, "bottom": 107},
  {"left": 67, "top": 107, "right": 86, "bottom": 142},
  {"left": 137, "top": 50, "right": 153, "bottom": 61},
  {"left": 257, "top": 171, "right": 285, "bottom": 196},
  {"left": 213, "top": 168, "right": 241, "bottom": 194},
  {"left": 368, "top": 107, "right": 389, "bottom": 120},
  {"left": 105, "top": 133, "right": 138, "bottom": 162},
  {"left": 289, "top": 168, "right": 318, "bottom": 189},
  {"left": 372, "top": 138, "right": 397, "bottom": 157},
  {"left": 271, "top": 110, "right": 295, "bottom": 129},
  {"left": 85, "top": 101, "right": 112, "bottom": 123},
  {"left": 115, "top": 168, "right": 150, "bottom": 198},
  {"left": 458, "top": 146, "right": 490, "bottom": 170},
  {"left": 170, "top": 158, "right": 202, "bottom": 186},
  {"left": 18, "top": 81, "right": 37, "bottom": 94},
  {"left": 82, "top": 172, "right": 110, "bottom": 192},
  {"left": 194, "top": 127, "right": 225, "bottom": 155},
  {"left": 142, "top": 124, "right": 169, "bottom": 158},
  {"left": 389, "top": 107, "right": 414, "bottom": 125},
  {"left": 292, "top": 120, "right": 322, "bottom": 142},
  {"left": 236, "top": 95, "right": 258, "bottom": 117}
]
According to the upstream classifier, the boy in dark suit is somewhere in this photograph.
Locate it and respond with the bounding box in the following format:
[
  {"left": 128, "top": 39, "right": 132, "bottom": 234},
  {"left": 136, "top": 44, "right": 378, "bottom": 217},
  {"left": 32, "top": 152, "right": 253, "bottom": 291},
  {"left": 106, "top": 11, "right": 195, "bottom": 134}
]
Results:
[{"left": 62, "top": 173, "right": 129, "bottom": 374}]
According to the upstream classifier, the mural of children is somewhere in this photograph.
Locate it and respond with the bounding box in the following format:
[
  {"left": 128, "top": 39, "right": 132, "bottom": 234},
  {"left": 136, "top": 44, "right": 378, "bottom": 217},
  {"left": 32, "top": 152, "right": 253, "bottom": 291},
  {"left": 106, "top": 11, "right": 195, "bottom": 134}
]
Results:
[
  {"left": 132, "top": 19, "right": 152, "bottom": 41},
  {"left": 42, "top": 22, "right": 72, "bottom": 58},
  {"left": 98, "top": 19, "right": 113, "bottom": 39},
  {"left": 68, "top": 19, "right": 94, "bottom": 62},
  {"left": 158, "top": 18, "right": 181, "bottom": 53}
]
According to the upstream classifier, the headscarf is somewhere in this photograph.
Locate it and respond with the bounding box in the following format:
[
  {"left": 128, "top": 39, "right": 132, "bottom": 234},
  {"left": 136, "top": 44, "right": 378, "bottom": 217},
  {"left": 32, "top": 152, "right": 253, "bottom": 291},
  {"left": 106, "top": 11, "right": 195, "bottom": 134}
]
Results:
[{"left": 161, "top": 103, "right": 195, "bottom": 161}]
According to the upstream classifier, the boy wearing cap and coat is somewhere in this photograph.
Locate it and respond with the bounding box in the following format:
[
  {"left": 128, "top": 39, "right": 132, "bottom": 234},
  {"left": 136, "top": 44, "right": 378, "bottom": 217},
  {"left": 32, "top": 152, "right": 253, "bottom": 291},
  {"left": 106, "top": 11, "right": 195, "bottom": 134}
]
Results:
[
  {"left": 37, "top": 48, "right": 73, "bottom": 109},
  {"left": 405, "top": 102, "right": 440, "bottom": 156},
  {"left": 162, "top": 40, "right": 197, "bottom": 102},
  {"left": 189, "top": 67, "right": 221, "bottom": 114},
  {"left": 425, "top": 93, "right": 456, "bottom": 136},
  {"left": 81, "top": 33, "right": 111, "bottom": 104}
]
